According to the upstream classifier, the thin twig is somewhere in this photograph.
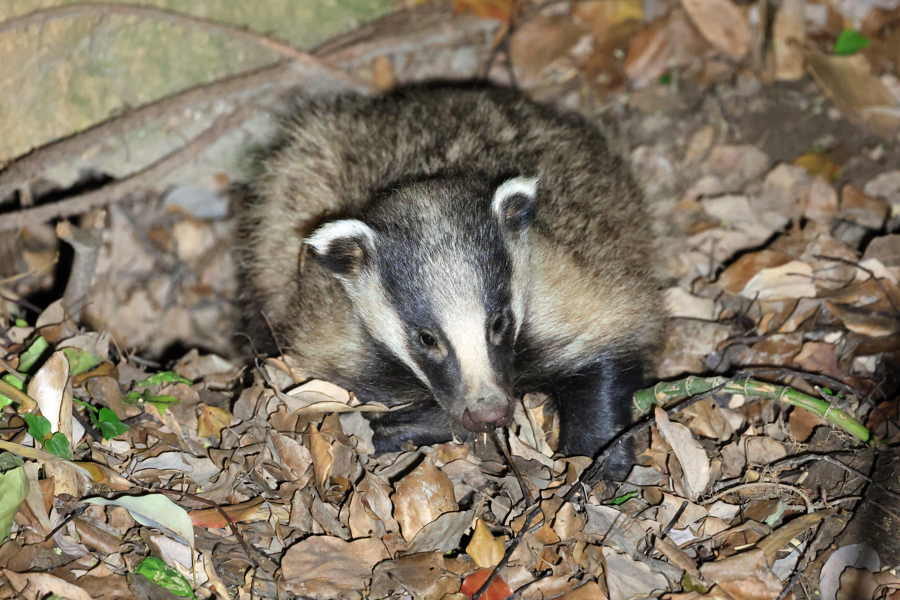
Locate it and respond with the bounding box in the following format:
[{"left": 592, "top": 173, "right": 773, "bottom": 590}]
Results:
[
  {"left": 659, "top": 501, "right": 688, "bottom": 539},
  {"left": 472, "top": 503, "right": 542, "bottom": 600},
  {"left": 0, "top": 107, "right": 253, "bottom": 231},
  {"left": 814, "top": 254, "right": 900, "bottom": 316},
  {"left": 492, "top": 429, "right": 534, "bottom": 505},
  {"left": 701, "top": 482, "right": 815, "bottom": 513}
]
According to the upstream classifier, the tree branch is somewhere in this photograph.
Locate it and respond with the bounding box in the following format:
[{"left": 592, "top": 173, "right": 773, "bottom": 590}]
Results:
[{"left": 0, "top": 107, "right": 254, "bottom": 231}]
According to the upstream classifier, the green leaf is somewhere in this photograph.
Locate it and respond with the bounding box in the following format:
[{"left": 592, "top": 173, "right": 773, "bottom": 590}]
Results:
[
  {"left": 133, "top": 557, "right": 197, "bottom": 599},
  {"left": 61, "top": 347, "right": 101, "bottom": 377},
  {"left": 834, "top": 30, "right": 870, "bottom": 55},
  {"left": 14, "top": 318, "right": 28, "bottom": 327},
  {"left": 607, "top": 491, "right": 639, "bottom": 505},
  {"left": 44, "top": 432, "right": 73, "bottom": 460},
  {"left": 125, "top": 391, "right": 180, "bottom": 414},
  {"left": 75, "top": 399, "right": 99, "bottom": 414},
  {"left": 22, "top": 413, "right": 52, "bottom": 442},
  {"left": 659, "top": 73, "right": 672, "bottom": 85},
  {"left": 0, "top": 453, "right": 28, "bottom": 543},
  {"left": 136, "top": 371, "right": 192, "bottom": 387},
  {"left": 96, "top": 408, "right": 129, "bottom": 439},
  {"left": 17, "top": 336, "right": 50, "bottom": 374}
]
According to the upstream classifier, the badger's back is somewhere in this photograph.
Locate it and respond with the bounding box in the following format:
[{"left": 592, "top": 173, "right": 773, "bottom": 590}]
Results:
[{"left": 237, "top": 85, "right": 663, "bottom": 382}]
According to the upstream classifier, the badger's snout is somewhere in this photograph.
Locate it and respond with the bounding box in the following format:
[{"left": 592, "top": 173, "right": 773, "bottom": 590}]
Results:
[{"left": 461, "top": 396, "right": 513, "bottom": 432}]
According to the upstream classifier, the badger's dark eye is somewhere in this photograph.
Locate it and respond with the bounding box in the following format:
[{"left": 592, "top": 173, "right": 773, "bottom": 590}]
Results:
[
  {"left": 418, "top": 331, "right": 437, "bottom": 349},
  {"left": 489, "top": 310, "right": 512, "bottom": 345},
  {"left": 492, "top": 314, "right": 505, "bottom": 335}
]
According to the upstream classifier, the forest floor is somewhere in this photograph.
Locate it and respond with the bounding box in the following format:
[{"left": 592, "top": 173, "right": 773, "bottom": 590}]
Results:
[{"left": 1, "top": 1, "right": 900, "bottom": 599}]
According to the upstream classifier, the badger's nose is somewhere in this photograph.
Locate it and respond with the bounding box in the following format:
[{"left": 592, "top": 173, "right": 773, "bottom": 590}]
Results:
[{"left": 461, "top": 398, "right": 512, "bottom": 432}]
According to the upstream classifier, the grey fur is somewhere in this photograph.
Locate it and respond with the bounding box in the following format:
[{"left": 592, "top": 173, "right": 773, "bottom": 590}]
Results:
[{"left": 236, "top": 85, "right": 665, "bottom": 465}]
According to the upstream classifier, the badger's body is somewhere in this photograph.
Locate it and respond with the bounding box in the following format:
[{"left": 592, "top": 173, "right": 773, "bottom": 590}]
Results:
[{"left": 237, "top": 85, "right": 664, "bottom": 476}]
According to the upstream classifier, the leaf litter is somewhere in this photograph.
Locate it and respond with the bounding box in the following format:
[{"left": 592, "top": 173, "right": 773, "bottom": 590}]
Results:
[{"left": 3, "top": 0, "right": 900, "bottom": 598}]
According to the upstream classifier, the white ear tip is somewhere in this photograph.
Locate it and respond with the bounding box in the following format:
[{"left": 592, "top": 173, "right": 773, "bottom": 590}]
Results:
[
  {"left": 306, "top": 219, "right": 373, "bottom": 253},
  {"left": 492, "top": 176, "right": 540, "bottom": 216}
]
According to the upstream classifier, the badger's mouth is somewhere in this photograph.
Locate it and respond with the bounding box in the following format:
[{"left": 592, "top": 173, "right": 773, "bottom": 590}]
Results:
[{"left": 460, "top": 398, "right": 514, "bottom": 432}]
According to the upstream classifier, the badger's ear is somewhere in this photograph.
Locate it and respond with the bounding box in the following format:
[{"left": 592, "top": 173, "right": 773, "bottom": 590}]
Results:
[
  {"left": 305, "top": 219, "right": 376, "bottom": 279},
  {"left": 491, "top": 176, "right": 539, "bottom": 233}
]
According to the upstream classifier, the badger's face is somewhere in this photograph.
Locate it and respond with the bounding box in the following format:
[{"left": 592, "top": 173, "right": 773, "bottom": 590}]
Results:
[{"left": 306, "top": 175, "right": 538, "bottom": 434}]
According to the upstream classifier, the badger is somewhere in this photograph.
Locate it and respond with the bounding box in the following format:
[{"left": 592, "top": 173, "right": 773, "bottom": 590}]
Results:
[{"left": 237, "top": 85, "right": 664, "bottom": 476}]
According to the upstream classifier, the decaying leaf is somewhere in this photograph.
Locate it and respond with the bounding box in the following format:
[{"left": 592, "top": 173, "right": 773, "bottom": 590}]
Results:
[
  {"left": 392, "top": 457, "right": 459, "bottom": 542},
  {"left": 803, "top": 43, "right": 900, "bottom": 138},
  {"left": 281, "top": 536, "right": 389, "bottom": 592},
  {"left": 654, "top": 407, "right": 711, "bottom": 500},
  {"left": 679, "top": 0, "right": 750, "bottom": 60},
  {"left": 85, "top": 494, "right": 195, "bottom": 548}
]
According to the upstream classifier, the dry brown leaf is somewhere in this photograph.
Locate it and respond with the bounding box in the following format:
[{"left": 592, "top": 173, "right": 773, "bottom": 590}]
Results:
[
  {"left": 740, "top": 261, "right": 816, "bottom": 300},
  {"left": 454, "top": 0, "right": 516, "bottom": 22},
  {"left": 793, "top": 342, "right": 842, "bottom": 378},
  {"left": 658, "top": 320, "right": 732, "bottom": 379},
  {"left": 716, "top": 250, "right": 792, "bottom": 294},
  {"left": 371, "top": 55, "right": 396, "bottom": 91},
  {"left": 370, "top": 552, "right": 461, "bottom": 599},
  {"left": 824, "top": 301, "right": 900, "bottom": 337},
  {"left": 745, "top": 436, "right": 788, "bottom": 466},
  {"left": 392, "top": 457, "right": 459, "bottom": 542},
  {"left": 700, "top": 548, "right": 783, "bottom": 597},
  {"left": 196, "top": 404, "right": 232, "bottom": 439},
  {"left": 803, "top": 176, "right": 840, "bottom": 225},
  {"left": 188, "top": 497, "right": 266, "bottom": 529},
  {"left": 654, "top": 407, "right": 710, "bottom": 500},
  {"left": 307, "top": 423, "right": 334, "bottom": 494},
  {"left": 679, "top": 0, "right": 750, "bottom": 60},
  {"left": 772, "top": 0, "right": 805, "bottom": 80},
  {"left": 270, "top": 432, "right": 313, "bottom": 487},
  {"left": 788, "top": 406, "right": 828, "bottom": 442},
  {"left": 408, "top": 509, "right": 474, "bottom": 554},
  {"left": 357, "top": 471, "right": 398, "bottom": 533},
  {"left": 841, "top": 184, "right": 890, "bottom": 229},
  {"left": 759, "top": 511, "right": 830, "bottom": 563},
  {"left": 2, "top": 569, "right": 92, "bottom": 600},
  {"left": 681, "top": 399, "right": 734, "bottom": 441},
  {"left": 804, "top": 45, "right": 900, "bottom": 138},
  {"left": 466, "top": 517, "right": 505, "bottom": 568},
  {"left": 509, "top": 15, "right": 588, "bottom": 86},
  {"left": 556, "top": 581, "right": 609, "bottom": 600},
  {"left": 602, "top": 548, "right": 670, "bottom": 600},
  {"left": 582, "top": 504, "right": 648, "bottom": 556},
  {"left": 281, "top": 536, "right": 389, "bottom": 591},
  {"left": 571, "top": 0, "right": 644, "bottom": 34},
  {"left": 552, "top": 502, "right": 585, "bottom": 541}
]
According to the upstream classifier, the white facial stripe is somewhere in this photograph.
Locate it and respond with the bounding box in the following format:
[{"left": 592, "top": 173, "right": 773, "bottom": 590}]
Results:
[
  {"left": 432, "top": 263, "right": 497, "bottom": 396},
  {"left": 491, "top": 176, "right": 539, "bottom": 218},
  {"left": 353, "top": 271, "right": 431, "bottom": 386},
  {"left": 305, "top": 219, "right": 374, "bottom": 254}
]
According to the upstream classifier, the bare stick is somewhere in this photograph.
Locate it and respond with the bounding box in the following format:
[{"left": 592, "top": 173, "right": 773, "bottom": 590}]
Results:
[
  {"left": 701, "top": 482, "right": 815, "bottom": 513},
  {"left": 57, "top": 220, "right": 103, "bottom": 321},
  {"left": 0, "top": 60, "right": 298, "bottom": 201},
  {"left": 0, "top": 107, "right": 253, "bottom": 231}
]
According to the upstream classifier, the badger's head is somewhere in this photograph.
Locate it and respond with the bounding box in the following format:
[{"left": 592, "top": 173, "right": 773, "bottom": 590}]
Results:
[{"left": 305, "top": 175, "right": 538, "bottom": 434}]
